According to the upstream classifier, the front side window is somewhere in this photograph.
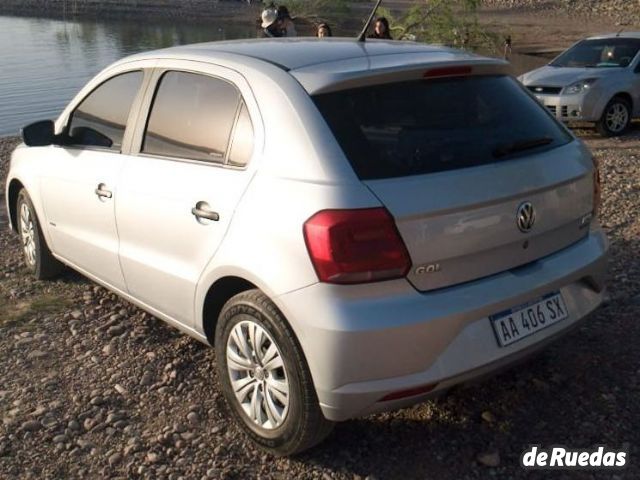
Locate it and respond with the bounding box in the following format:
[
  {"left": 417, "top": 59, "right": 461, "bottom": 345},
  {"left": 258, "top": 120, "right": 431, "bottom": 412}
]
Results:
[
  {"left": 67, "top": 71, "right": 143, "bottom": 151},
  {"left": 314, "top": 75, "right": 572, "bottom": 180},
  {"left": 551, "top": 38, "right": 640, "bottom": 68},
  {"left": 142, "top": 71, "right": 240, "bottom": 163}
]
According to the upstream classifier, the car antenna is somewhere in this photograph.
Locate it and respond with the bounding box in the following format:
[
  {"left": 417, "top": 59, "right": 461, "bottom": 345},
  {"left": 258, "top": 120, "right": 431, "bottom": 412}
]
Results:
[
  {"left": 357, "top": 0, "right": 383, "bottom": 42},
  {"left": 616, "top": 28, "right": 624, "bottom": 37}
]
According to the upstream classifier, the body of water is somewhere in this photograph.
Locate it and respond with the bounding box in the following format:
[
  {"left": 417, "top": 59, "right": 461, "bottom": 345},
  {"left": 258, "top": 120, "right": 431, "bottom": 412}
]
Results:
[
  {"left": 0, "top": 14, "right": 548, "bottom": 137},
  {"left": 0, "top": 15, "right": 256, "bottom": 136}
]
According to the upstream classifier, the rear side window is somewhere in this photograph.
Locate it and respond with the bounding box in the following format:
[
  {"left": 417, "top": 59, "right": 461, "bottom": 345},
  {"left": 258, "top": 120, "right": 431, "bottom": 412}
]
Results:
[
  {"left": 143, "top": 71, "right": 240, "bottom": 163},
  {"left": 67, "top": 71, "right": 143, "bottom": 151},
  {"left": 314, "top": 75, "right": 572, "bottom": 180},
  {"left": 228, "top": 102, "right": 254, "bottom": 167}
]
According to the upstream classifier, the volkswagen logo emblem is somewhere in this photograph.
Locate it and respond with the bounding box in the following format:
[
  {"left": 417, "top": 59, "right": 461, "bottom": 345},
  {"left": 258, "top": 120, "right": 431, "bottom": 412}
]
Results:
[{"left": 517, "top": 202, "right": 536, "bottom": 233}]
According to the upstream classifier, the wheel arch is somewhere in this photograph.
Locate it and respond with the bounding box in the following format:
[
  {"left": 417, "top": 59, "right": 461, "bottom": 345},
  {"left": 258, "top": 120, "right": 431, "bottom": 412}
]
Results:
[
  {"left": 201, "top": 275, "right": 259, "bottom": 345},
  {"left": 611, "top": 91, "right": 633, "bottom": 110},
  {"left": 7, "top": 178, "right": 25, "bottom": 232}
]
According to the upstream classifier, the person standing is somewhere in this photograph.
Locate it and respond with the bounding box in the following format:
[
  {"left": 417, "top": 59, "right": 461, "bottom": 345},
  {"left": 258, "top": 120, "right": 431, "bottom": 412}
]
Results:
[
  {"left": 368, "top": 17, "right": 392, "bottom": 40},
  {"left": 260, "top": 8, "right": 282, "bottom": 38},
  {"left": 317, "top": 23, "right": 332, "bottom": 38},
  {"left": 277, "top": 6, "right": 297, "bottom": 37}
]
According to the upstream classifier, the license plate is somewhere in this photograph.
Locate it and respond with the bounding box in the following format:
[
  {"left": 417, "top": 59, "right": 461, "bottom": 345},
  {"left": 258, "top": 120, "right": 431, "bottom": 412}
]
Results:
[{"left": 490, "top": 292, "right": 569, "bottom": 347}]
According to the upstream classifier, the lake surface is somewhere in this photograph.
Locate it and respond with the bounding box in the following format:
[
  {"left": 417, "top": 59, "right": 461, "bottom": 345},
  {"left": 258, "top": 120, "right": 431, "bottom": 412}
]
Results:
[{"left": 0, "top": 15, "right": 547, "bottom": 137}]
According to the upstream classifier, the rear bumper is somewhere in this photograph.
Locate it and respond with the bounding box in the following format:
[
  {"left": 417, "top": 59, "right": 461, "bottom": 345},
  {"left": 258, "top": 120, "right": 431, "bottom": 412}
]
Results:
[{"left": 276, "top": 227, "right": 608, "bottom": 421}]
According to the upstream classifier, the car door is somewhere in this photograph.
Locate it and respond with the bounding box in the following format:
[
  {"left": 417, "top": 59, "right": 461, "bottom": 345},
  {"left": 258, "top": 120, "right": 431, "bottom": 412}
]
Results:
[
  {"left": 39, "top": 70, "right": 147, "bottom": 291},
  {"left": 116, "top": 64, "right": 260, "bottom": 327}
]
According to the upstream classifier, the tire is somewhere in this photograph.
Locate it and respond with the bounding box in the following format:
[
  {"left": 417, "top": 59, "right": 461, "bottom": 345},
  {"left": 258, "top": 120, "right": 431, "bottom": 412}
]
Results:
[
  {"left": 16, "top": 189, "right": 64, "bottom": 279},
  {"left": 596, "top": 96, "right": 632, "bottom": 137},
  {"left": 215, "top": 289, "right": 334, "bottom": 456}
]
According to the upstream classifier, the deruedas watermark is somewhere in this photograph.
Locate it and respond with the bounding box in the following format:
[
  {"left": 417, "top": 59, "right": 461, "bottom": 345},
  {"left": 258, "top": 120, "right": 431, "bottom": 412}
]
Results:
[{"left": 520, "top": 445, "right": 628, "bottom": 470}]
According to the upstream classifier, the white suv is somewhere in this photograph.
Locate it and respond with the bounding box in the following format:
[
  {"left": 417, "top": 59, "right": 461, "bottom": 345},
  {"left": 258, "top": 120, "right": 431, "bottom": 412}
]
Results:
[{"left": 6, "top": 39, "right": 608, "bottom": 455}]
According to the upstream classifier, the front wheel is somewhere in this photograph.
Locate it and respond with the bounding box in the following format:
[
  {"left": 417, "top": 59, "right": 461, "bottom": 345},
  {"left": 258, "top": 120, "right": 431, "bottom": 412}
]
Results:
[
  {"left": 16, "top": 189, "right": 64, "bottom": 279},
  {"left": 215, "top": 289, "right": 334, "bottom": 456},
  {"left": 596, "top": 97, "right": 632, "bottom": 137}
]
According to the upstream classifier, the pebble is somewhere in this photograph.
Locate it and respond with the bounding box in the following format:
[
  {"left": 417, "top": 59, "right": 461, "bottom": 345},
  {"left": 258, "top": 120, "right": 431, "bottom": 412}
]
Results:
[
  {"left": 108, "top": 452, "right": 122, "bottom": 466},
  {"left": 187, "top": 411, "right": 200, "bottom": 426},
  {"left": 477, "top": 452, "right": 500, "bottom": 467},
  {"left": 140, "top": 372, "right": 153, "bottom": 386},
  {"left": 481, "top": 411, "right": 496, "bottom": 423},
  {"left": 107, "top": 325, "right": 125, "bottom": 337},
  {"left": 70, "top": 310, "right": 82, "bottom": 319},
  {"left": 21, "top": 420, "right": 41, "bottom": 432}
]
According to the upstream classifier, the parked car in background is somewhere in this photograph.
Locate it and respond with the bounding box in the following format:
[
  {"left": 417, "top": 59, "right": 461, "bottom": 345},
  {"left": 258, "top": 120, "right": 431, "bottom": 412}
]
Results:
[
  {"left": 6, "top": 39, "right": 608, "bottom": 455},
  {"left": 519, "top": 32, "right": 640, "bottom": 137}
]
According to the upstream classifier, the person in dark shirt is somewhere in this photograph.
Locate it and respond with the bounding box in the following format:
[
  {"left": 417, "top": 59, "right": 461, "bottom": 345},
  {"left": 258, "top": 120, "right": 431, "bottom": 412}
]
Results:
[
  {"left": 260, "top": 8, "right": 283, "bottom": 38},
  {"left": 368, "top": 17, "right": 392, "bottom": 40}
]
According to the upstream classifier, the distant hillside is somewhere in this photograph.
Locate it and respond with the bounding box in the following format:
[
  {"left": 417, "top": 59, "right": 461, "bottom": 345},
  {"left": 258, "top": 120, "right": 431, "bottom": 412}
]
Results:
[{"left": 482, "top": 0, "right": 640, "bottom": 26}]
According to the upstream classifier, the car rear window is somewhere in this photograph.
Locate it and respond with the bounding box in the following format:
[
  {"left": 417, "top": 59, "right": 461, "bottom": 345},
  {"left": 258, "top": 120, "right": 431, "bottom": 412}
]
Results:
[{"left": 313, "top": 75, "right": 572, "bottom": 180}]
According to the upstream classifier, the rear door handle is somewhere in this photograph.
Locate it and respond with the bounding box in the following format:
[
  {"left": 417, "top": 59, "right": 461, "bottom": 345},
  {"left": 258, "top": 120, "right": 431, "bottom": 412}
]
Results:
[
  {"left": 192, "top": 202, "right": 220, "bottom": 222},
  {"left": 95, "top": 183, "right": 113, "bottom": 199}
]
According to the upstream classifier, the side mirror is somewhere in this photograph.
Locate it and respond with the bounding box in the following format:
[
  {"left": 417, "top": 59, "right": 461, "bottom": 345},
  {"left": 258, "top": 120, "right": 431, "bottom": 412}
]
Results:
[{"left": 22, "top": 120, "right": 56, "bottom": 147}]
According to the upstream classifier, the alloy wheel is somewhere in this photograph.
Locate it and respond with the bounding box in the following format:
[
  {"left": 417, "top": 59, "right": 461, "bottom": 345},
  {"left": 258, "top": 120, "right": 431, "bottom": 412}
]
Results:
[
  {"left": 226, "top": 319, "right": 290, "bottom": 430},
  {"left": 19, "top": 202, "right": 37, "bottom": 267},
  {"left": 605, "top": 103, "right": 629, "bottom": 133}
]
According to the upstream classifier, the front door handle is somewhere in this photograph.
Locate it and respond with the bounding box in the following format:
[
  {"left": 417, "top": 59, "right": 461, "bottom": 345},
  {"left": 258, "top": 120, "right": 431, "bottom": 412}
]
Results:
[
  {"left": 192, "top": 202, "right": 220, "bottom": 222},
  {"left": 95, "top": 183, "right": 113, "bottom": 199}
]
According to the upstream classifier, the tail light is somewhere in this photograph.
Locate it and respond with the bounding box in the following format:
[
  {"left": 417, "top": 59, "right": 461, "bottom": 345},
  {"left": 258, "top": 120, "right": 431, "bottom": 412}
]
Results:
[
  {"left": 592, "top": 156, "right": 601, "bottom": 218},
  {"left": 303, "top": 208, "right": 411, "bottom": 284}
]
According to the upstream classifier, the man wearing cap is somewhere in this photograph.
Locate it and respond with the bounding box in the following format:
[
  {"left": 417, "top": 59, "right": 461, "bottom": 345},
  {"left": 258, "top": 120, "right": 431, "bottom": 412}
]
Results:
[{"left": 261, "top": 8, "right": 283, "bottom": 38}]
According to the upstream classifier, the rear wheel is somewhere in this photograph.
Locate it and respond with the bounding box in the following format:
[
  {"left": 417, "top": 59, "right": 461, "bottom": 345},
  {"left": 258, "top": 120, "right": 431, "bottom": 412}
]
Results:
[
  {"left": 596, "top": 97, "right": 631, "bottom": 137},
  {"left": 215, "top": 289, "right": 334, "bottom": 456},
  {"left": 16, "top": 189, "right": 64, "bottom": 279}
]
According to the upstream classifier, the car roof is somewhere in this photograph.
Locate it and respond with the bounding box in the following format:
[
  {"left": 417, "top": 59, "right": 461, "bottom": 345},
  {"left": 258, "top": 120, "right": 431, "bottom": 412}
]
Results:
[
  {"left": 125, "top": 37, "right": 474, "bottom": 71},
  {"left": 586, "top": 32, "right": 640, "bottom": 40},
  {"left": 117, "top": 38, "right": 508, "bottom": 94}
]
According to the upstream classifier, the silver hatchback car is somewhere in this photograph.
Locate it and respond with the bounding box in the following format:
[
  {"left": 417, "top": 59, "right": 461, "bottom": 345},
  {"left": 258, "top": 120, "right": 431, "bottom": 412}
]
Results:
[
  {"left": 6, "top": 39, "right": 608, "bottom": 455},
  {"left": 520, "top": 32, "right": 640, "bottom": 136}
]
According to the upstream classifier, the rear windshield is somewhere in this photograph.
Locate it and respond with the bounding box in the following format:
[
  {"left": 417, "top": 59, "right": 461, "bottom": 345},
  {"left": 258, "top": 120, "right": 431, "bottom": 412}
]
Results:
[
  {"left": 313, "top": 75, "right": 572, "bottom": 180},
  {"left": 551, "top": 38, "right": 640, "bottom": 68}
]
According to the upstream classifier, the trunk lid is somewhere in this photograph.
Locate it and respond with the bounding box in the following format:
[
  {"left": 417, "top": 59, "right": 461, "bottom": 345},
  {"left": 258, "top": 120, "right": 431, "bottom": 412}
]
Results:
[{"left": 364, "top": 141, "right": 594, "bottom": 291}]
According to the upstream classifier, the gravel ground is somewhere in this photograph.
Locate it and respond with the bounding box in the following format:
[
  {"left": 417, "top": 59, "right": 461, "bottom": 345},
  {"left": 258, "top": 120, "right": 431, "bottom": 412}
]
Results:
[{"left": 1, "top": 122, "right": 639, "bottom": 480}]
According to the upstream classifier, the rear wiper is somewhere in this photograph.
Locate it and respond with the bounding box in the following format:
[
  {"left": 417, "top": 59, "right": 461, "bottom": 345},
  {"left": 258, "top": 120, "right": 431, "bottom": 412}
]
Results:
[{"left": 492, "top": 137, "right": 554, "bottom": 158}]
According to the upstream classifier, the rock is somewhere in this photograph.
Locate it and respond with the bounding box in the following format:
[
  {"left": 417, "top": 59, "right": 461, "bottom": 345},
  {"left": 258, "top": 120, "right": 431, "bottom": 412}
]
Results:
[
  {"left": 114, "top": 384, "right": 127, "bottom": 396},
  {"left": 21, "top": 420, "right": 41, "bottom": 432},
  {"left": 140, "top": 372, "right": 153, "bottom": 386},
  {"left": 481, "top": 411, "right": 496, "bottom": 423},
  {"left": 90, "top": 396, "right": 103, "bottom": 406},
  {"left": 107, "top": 325, "right": 125, "bottom": 337},
  {"left": 27, "top": 350, "right": 48, "bottom": 360},
  {"left": 108, "top": 452, "right": 122, "bottom": 466},
  {"left": 83, "top": 418, "right": 96, "bottom": 431},
  {"left": 41, "top": 416, "right": 58, "bottom": 429},
  {"left": 102, "top": 344, "right": 115, "bottom": 355},
  {"left": 106, "top": 412, "right": 123, "bottom": 424},
  {"left": 477, "top": 451, "right": 501, "bottom": 467},
  {"left": 68, "top": 420, "right": 80, "bottom": 431},
  {"left": 187, "top": 411, "right": 200, "bottom": 426},
  {"left": 146, "top": 452, "right": 160, "bottom": 464},
  {"left": 53, "top": 434, "right": 68, "bottom": 444},
  {"left": 70, "top": 310, "right": 82, "bottom": 319}
]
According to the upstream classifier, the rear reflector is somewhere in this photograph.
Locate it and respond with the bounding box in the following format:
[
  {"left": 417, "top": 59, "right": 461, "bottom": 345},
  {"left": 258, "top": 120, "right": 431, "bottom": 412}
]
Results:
[
  {"left": 424, "top": 66, "right": 472, "bottom": 78},
  {"left": 379, "top": 383, "right": 439, "bottom": 402},
  {"left": 303, "top": 208, "right": 411, "bottom": 284}
]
